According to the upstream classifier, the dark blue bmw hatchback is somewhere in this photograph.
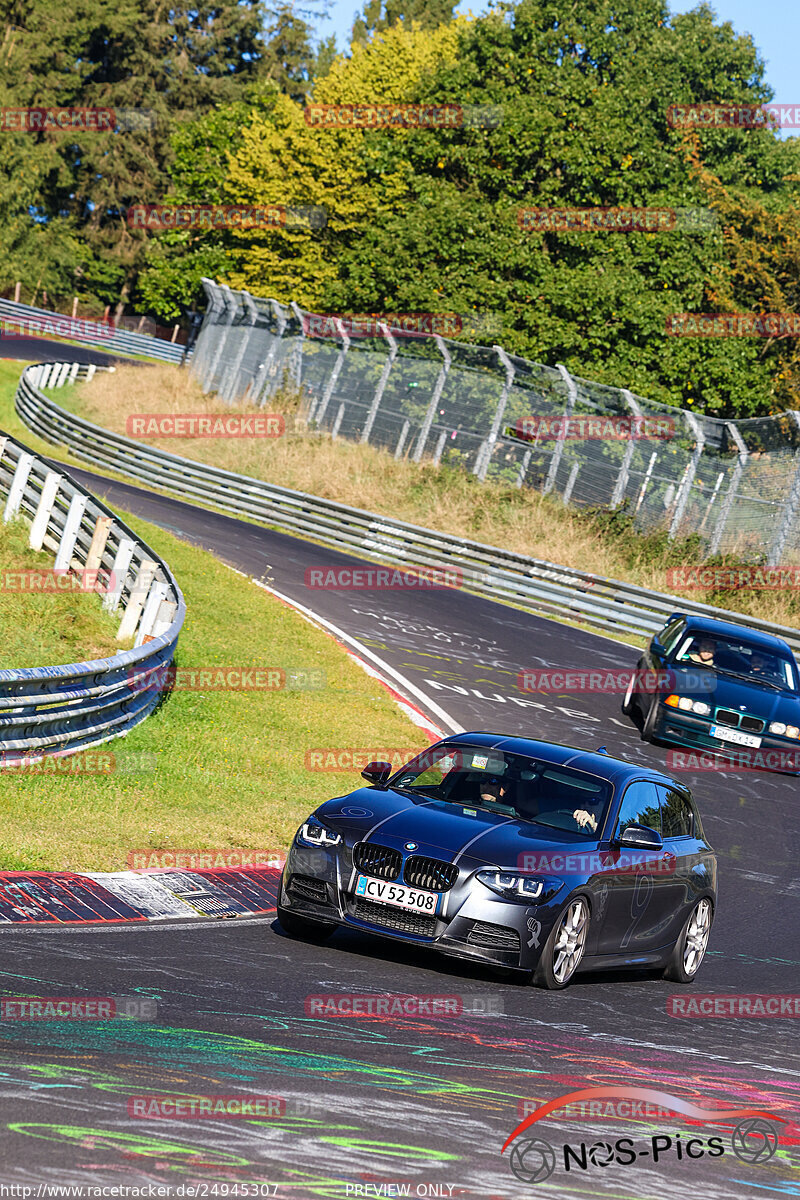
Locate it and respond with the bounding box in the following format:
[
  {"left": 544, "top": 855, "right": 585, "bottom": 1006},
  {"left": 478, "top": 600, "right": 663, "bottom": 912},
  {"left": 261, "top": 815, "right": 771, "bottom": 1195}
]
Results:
[{"left": 278, "top": 734, "right": 717, "bottom": 989}]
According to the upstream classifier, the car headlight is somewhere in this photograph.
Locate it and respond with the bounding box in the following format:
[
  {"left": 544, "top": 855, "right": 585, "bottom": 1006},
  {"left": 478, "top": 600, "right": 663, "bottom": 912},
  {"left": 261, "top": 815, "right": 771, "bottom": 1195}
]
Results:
[
  {"left": 476, "top": 869, "right": 546, "bottom": 900},
  {"left": 769, "top": 721, "right": 800, "bottom": 738},
  {"left": 665, "top": 695, "right": 710, "bottom": 715},
  {"left": 297, "top": 819, "right": 341, "bottom": 847}
]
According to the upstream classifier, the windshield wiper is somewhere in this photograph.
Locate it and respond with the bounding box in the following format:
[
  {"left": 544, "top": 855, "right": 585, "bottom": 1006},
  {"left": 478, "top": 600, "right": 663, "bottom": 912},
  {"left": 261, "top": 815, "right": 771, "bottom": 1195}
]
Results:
[{"left": 715, "top": 669, "right": 784, "bottom": 691}]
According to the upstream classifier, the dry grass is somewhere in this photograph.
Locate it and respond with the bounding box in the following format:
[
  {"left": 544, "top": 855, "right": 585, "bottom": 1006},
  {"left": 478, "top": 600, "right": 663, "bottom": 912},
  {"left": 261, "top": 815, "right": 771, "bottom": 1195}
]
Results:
[{"left": 53, "top": 362, "right": 800, "bottom": 633}]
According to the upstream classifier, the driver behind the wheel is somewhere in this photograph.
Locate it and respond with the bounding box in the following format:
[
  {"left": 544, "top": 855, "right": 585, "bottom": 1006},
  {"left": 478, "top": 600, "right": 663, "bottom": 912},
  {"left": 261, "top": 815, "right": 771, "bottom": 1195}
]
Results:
[{"left": 477, "top": 776, "right": 511, "bottom": 807}]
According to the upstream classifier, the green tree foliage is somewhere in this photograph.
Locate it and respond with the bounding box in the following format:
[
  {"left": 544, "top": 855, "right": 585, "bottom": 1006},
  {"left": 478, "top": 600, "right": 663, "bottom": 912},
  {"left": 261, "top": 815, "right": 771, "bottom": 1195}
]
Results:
[
  {"left": 0, "top": 0, "right": 269, "bottom": 316},
  {"left": 324, "top": 0, "right": 800, "bottom": 415},
  {"left": 351, "top": 0, "right": 457, "bottom": 45}
]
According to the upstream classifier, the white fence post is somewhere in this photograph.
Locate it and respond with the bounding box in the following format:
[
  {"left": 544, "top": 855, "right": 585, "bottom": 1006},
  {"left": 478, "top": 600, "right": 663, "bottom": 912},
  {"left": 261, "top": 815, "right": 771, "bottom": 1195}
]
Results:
[
  {"left": 312, "top": 318, "right": 350, "bottom": 425},
  {"left": 104, "top": 538, "right": 136, "bottom": 612},
  {"left": 54, "top": 493, "right": 87, "bottom": 572},
  {"left": 543, "top": 365, "right": 577, "bottom": 495},
  {"left": 135, "top": 580, "right": 169, "bottom": 646},
  {"left": 413, "top": 336, "right": 451, "bottom": 463},
  {"left": 3, "top": 452, "right": 34, "bottom": 522},
  {"left": 117, "top": 560, "right": 157, "bottom": 641},
  {"left": 668, "top": 412, "right": 705, "bottom": 538},
  {"left": 361, "top": 323, "right": 398, "bottom": 444},
  {"left": 610, "top": 389, "right": 643, "bottom": 508},
  {"left": 474, "top": 346, "right": 516, "bottom": 481},
  {"left": 29, "top": 471, "right": 62, "bottom": 550}
]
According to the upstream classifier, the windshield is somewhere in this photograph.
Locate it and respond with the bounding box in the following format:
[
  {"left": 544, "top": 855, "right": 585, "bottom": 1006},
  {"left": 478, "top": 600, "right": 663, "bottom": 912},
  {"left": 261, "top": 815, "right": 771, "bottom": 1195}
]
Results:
[
  {"left": 390, "top": 744, "right": 613, "bottom": 839},
  {"left": 672, "top": 634, "right": 795, "bottom": 690}
]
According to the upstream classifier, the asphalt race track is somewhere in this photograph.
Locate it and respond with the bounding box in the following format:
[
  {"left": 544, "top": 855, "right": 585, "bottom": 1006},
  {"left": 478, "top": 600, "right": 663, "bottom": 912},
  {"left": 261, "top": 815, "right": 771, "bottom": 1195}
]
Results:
[{"left": 1, "top": 457, "right": 797, "bottom": 1198}]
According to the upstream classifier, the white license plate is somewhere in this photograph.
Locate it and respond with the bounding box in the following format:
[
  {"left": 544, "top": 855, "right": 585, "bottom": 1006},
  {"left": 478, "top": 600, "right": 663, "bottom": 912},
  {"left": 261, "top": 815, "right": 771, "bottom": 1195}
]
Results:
[
  {"left": 355, "top": 875, "right": 439, "bottom": 914},
  {"left": 709, "top": 724, "right": 762, "bottom": 748}
]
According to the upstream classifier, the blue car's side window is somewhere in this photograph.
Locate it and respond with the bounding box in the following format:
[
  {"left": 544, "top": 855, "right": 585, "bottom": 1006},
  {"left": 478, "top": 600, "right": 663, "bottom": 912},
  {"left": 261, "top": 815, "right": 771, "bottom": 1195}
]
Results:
[
  {"left": 615, "top": 781, "right": 661, "bottom": 839},
  {"left": 655, "top": 784, "right": 694, "bottom": 838}
]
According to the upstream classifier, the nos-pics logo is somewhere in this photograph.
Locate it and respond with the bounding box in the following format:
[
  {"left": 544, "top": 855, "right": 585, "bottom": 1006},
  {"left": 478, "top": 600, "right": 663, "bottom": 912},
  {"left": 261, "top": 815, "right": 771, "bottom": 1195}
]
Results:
[{"left": 502, "top": 1086, "right": 786, "bottom": 1184}]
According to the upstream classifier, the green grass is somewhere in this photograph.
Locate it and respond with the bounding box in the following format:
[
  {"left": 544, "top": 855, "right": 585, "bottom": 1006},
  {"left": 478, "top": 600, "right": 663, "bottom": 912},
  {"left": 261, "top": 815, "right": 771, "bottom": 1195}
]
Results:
[
  {"left": 0, "top": 517, "right": 126, "bottom": 668},
  {"left": 0, "top": 499, "right": 429, "bottom": 873}
]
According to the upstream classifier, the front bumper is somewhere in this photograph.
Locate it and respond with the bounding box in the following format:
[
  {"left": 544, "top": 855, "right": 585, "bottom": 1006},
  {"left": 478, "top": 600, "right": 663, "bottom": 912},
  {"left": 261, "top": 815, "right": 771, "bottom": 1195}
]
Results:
[
  {"left": 648, "top": 706, "right": 800, "bottom": 771},
  {"left": 280, "top": 843, "right": 567, "bottom": 971}
]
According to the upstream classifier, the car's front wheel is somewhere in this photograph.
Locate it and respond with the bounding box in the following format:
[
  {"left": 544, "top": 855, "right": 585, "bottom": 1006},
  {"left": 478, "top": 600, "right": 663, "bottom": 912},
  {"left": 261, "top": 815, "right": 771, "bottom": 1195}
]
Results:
[
  {"left": 621, "top": 669, "right": 639, "bottom": 716},
  {"left": 277, "top": 906, "right": 336, "bottom": 942},
  {"left": 532, "top": 896, "right": 589, "bottom": 990},
  {"left": 663, "top": 897, "right": 713, "bottom": 983}
]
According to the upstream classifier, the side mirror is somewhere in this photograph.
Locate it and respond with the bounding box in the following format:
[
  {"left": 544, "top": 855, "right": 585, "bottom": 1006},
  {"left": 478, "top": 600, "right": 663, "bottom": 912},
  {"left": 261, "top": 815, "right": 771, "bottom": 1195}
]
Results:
[
  {"left": 361, "top": 760, "right": 392, "bottom": 785},
  {"left": 617, "top": 824, "right": 664, "bottom": 852},
  {"left": 650, "top": 636, "right": 666, "bottom": 660}
]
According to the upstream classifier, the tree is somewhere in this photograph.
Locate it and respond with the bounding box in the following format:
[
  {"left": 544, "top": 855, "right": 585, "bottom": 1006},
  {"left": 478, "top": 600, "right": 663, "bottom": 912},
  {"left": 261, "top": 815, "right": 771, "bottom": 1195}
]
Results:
[
  {"left": 0, "top": 0, "right": 270, "bottom": 316},
  {"left": 351, "top": 0, "right": 457, "bottom": 45}
]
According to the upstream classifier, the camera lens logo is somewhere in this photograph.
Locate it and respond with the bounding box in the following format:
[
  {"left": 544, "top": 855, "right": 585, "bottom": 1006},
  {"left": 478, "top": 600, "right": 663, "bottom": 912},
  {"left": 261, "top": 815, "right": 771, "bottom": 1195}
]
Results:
[
  {"left": 587, "top": 1140, "right": 614, "bottom": 1166},
  {"left": 731, "top": 1119, "right": 779, "bottom": 1164},
  {"left": 509, "top": 1137, "right": 556, "bottom": 1183}
]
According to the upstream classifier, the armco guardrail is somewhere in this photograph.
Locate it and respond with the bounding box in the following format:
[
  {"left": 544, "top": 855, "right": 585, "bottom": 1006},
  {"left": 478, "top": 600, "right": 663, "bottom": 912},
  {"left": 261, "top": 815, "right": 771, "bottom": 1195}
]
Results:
[
  {"left": 14, "top": 360, "right": 800, "bottom": 658},
  {"left": 0, "top": 297, "right": 186, "bottom": 364},
  {"left": 0, "top": 398, "right": 185, "bottom": 761}
]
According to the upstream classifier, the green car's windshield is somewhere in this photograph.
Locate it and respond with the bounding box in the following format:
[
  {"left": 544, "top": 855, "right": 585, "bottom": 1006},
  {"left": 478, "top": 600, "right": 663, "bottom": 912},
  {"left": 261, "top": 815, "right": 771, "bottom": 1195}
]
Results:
[{"left": 390, "top": 744, "right": 612, "bottom": 839}]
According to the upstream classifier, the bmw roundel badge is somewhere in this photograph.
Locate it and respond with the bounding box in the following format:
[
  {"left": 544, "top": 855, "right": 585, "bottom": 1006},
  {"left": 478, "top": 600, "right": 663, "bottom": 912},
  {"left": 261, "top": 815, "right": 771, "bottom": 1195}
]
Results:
[{"left": 404, "top": 842, "right": 418, "bottom": 851}]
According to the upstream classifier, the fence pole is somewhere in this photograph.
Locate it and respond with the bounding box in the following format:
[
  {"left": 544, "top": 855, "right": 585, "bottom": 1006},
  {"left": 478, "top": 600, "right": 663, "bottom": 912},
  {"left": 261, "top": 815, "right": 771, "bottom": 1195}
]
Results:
[
  {"left": 543, "top": 364, "right": 577, "bottom": 495},
  {"left": 474, "top": 346, "right": 516, "bottom": 481},
  {"left": 413, "top": 336, "right": 451, "bottom": 463},
  {"left": 668, "top": 412, "right": 705, "bottom": 538},
  {"left": 634, "top": 451, "right": 658, "bottom": 514},
  {"left": 768, "top": 412, "right": 800, "bottom": 565},
  {"left": 313, "top": 319, "right": 351, "bottom": 426},
  {"left": 201, "top": 284, "right": 237, "bottom": 395},
  {"left": 361, "top": 323, "right": 398, "bottom": 443},
  {"left": 251, "top": 301, "right": 288, "bottom": 406},
  {"left": 709, "top": 422, "right": 749, "bottom": 554},
  {"left": 191, "top": 278, "right": 226, "bottom": 383},
  {"left": 221, "top": 291, "right": 257, "bottom": 404},
  {"left": 610, "top": 389, "right": 642, "bottom": 508}
]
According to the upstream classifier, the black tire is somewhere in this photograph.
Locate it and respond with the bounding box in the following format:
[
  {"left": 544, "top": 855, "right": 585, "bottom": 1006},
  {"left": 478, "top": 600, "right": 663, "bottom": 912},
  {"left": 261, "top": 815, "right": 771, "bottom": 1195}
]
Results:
[
  {"left": 621, "top": 669, "right": 639, "bottom": 717},
  {"left": 277, "top": 905, "right": 336, "bottom": 942},
  {"left": 532, "top": 896, "right": 590, "bottom": 990},
  {"left": 663, "top": 897, "right": 713, "bottom": 983},
  {"left": 640, "top": 697, "right": 660, "bottom": 742}
]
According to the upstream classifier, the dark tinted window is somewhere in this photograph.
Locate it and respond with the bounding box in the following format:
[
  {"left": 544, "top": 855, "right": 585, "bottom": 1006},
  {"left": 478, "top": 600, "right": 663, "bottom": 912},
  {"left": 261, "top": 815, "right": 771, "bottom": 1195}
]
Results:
[
  {"left": 615, "top": 781, "right": 661, "bottom": 838},
  {"left": 656, "top": 785, "right": 694, "bottom": 838}
]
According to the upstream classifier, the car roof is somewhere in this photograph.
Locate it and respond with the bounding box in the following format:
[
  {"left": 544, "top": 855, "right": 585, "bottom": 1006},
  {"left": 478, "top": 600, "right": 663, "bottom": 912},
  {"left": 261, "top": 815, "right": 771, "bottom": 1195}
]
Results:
[
  {"left": 670, "top": 612, "right": 793, "bottom": 656},
  {"left": 440, "top": 731, "right": 683, "bottom": 790}
]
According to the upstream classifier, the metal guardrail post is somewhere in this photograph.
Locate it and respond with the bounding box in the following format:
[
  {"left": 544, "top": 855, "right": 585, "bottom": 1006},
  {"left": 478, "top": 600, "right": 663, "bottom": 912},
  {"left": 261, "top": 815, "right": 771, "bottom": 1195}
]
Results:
[
  {"left": 610, "top": 389, "right": 642, "bottom": 508},
  {"left": 768, "top": 412, "right": 800, "bottom": 565},
  {"left": 413, "top": 336, "right": 451, "bottom": 463},
  {"left": 543, "top": 364, "right": 577, "bottom": 495},
  {"left": 361, "top": 323, "right": 398, "bottom": 443},
  {"left": 709, "top": 422, "right": 749, "bottom": 555},
  {"left": 313, "top": 319, "right": 350, "bottom": 426},
  {"left": 668, "top": 412, "right": 705, "bottom": 538},
  {"left": 474, "top": 346, "right": 516, "bottom": 481}
]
